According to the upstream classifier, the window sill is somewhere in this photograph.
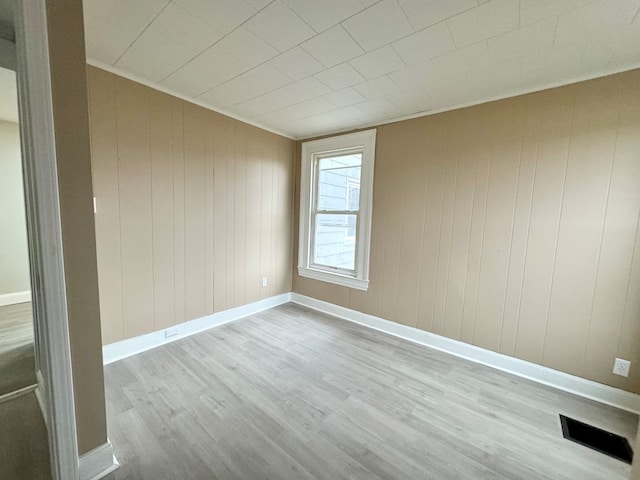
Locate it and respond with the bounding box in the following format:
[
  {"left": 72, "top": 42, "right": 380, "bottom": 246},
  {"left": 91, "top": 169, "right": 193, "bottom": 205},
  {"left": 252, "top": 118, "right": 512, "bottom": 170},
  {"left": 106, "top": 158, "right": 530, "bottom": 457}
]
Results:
[{"left": 297, "top": 266, "right": 369, "bottom": 291}]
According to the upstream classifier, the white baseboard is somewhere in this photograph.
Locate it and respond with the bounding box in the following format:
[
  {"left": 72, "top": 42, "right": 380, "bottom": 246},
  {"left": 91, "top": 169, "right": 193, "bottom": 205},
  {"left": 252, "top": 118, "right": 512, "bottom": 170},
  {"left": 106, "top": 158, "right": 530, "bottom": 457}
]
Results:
[
  {"left": 102, "top": 290, "right": 640, "bottom": 413},
  {"left": 0, "top": 384, "right": 37, "bottom": 405},
  {"left": 0, "top": 290, "right": 31, "bottom": 307},
  {"left": 291, "top": 292, "right": 640, "bottom": 415},
  {"left": 103, "top": 293, "right": 292, "bottom": 364},
  {"left": 79, "top": 440, "right": 119, "bottom": 480}
]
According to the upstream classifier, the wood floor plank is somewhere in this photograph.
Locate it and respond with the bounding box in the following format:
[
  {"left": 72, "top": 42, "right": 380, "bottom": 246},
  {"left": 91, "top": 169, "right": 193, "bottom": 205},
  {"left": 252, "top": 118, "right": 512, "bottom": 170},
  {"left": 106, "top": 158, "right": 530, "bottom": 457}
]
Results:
[{"left": 104, "top": 304, "right": 637, "bottom": 480}]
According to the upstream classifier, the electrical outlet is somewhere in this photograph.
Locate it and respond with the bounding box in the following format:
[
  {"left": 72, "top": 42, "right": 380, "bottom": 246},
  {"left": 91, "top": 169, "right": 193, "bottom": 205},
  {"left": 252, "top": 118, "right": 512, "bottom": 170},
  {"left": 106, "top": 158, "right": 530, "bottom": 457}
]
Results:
[
  {"left": 613, "top": 358, "right": 631, "bottom": 377},
  {"left": 262, "top": 276, "right": 268, "bottom": 288},
  {"left": 165, "top": 326, "right": 179, "bottom": 338}
]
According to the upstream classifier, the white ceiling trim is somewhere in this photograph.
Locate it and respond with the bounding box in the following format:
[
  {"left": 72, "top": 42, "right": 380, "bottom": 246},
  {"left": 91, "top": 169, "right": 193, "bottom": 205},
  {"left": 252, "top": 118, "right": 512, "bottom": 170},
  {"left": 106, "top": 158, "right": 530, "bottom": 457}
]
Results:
[
  {"left": 88, "top": 58, "right": 640, "bottom": 141},
  {"left": 86, "top": 58, "right": 295, "bottom": 139}
]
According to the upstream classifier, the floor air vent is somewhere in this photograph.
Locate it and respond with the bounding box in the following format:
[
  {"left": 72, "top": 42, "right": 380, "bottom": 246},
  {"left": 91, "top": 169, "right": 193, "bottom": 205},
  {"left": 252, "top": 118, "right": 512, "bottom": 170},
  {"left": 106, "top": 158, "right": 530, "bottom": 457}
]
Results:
[{"left": 559, "top": 414, "right": 633, "bottom": 464}]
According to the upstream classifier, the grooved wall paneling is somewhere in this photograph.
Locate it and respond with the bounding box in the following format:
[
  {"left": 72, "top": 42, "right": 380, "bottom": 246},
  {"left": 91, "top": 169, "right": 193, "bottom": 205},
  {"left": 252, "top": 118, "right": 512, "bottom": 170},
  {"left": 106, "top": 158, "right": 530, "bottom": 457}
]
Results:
[
  {"left": 293, "top": 69, "right": 640, "bottom": 394},
  {"left": 87, "top": 66, "right": 294, "bottom": 345}
]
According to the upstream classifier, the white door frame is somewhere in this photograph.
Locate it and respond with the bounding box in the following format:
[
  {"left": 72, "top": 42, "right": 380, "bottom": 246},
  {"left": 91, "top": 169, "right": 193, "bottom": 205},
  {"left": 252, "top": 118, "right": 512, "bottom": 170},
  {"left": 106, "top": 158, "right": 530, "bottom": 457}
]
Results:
[{"left": 14, "top": 0, "right": 80, "bottom": 478}]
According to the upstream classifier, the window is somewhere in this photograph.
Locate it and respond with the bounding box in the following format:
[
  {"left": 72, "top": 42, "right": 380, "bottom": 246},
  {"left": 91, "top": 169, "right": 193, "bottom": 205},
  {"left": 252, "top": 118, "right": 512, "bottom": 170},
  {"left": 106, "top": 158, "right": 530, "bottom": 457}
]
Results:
[{"left": 298, "top": 129, "right": 376, "bottom": 291}]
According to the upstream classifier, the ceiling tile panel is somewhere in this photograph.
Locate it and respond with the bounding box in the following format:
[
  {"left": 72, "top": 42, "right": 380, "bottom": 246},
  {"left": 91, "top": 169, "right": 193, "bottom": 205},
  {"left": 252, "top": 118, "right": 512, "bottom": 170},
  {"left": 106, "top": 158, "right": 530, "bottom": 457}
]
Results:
[
  {"left": 488, "top": 17, "right": 557, "bottom": 61},
  {"left": 431, "top": 41, "right": 490, "bottom": 76},
  {"left": 283, "top": 0, "right": 366, "bottom": 32},
  {"left": 143, "top": 2, "right": 222, "bottom": 52},
  {"left": 555, "top": 0, "right": 640, "bottom": 50},
  {"left": 227, "top": 96, "right": 282, "bottom": 119},
  {"left": 354, "top": 75, "right": 399, "bottom": 99},
  {"left": 342, "top": 0, "right": 414, "bottom": 51},
  {"left": 350, "top": 46, "right": 406, "bottom": 79},
  {"left": 447, "top": 0, "right": 519, "bottom": 47},
  {"left": 519, "top": 45, "right": 583, "bottom": 83},
  {"left": 231, "top": 77, "right": 331, "bottom": 118},
  {"left": 83, "top": 0, "right": 169, "bottom": 65},
  {"left": 283, "top": 112, "right": 343, "bottom": 138},
  {"left": 245, "top": 1, "right": 316, "bottom": 52},
  {"left": 398, "top": 0, "right": 478, "bottom": 31},
  {"left": 356, "top": 97, "right": 400, "bottom": 118},
  {"left": 159, "top": 28, "right": 277, "bottom": 94},
  {"left": 580, "top": 36, "right": 617, "bottom": 67},
  {"left": 268, "top": 47, "right": 325, "bottom": 80},
  {"left": 610, "top": 46, "right": 640, "bottom": 72},
  {"left": 276, "top": 77, "right": 333, "bottom": 104},
  {"left": 115, "top": 30, "right": 202, "bottom": 83},
  {"left": 323, "top": 88, "right": 367, "bottom": 107},
  {"left": 582, "top": 15, "right": 640, "bottom": 68},
  {"left": 314, "top": 63, "right": 366, "bottom": 90},
  {"left": 425, "top": 79, "right": 476, "bottom": 110},
  {"left": 245, "top": 0, "right": 272, "bottom": 9},
  {"left": 115, "top": 3, "right": 223, "bottom": 82},
  {"left": 331, "top": 105, "right": 368, "bottom": 122},
  {"left": 215, "top": 27, "right": 278, "bottom": 68},
  {"left": 173, "top": 0, "right": 258, "bottom": 35},
  {"left": 519, "top": 0, "right": 594, "bottom": 26},
  {"left": 388, "top": 61, "right": 442, "bottom": 89},
  {"left": 392, "top": 21, "right": 456, "bottom": 65},
  {"left": 466, "top": 57, "right": 522, "bottom": 94},
  {"left": 387, "top": 87, "right": 432, "bottom": 112},
  {"left": 301, "top": 25, "right": 364, "bottom": 67},
  {"left": 160, "top": 47, "right": 248, "bottom": 96},
  {"left": 257, "top": 97, "right": 336, "bottom": 124},
  {"left": 198, "top": 64, "right": 292, "bottom": 107}
]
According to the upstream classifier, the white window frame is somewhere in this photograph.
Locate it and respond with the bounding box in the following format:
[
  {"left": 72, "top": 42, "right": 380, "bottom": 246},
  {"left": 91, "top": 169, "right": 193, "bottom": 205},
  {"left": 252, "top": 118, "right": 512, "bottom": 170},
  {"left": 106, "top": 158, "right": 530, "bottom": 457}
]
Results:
[{"left": 298, "top": 129, "right": 376, "bottom": 291}]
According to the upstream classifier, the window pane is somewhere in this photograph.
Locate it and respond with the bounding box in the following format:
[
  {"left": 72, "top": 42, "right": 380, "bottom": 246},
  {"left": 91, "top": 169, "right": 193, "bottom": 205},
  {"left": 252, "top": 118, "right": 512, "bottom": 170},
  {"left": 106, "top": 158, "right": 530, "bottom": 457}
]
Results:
[
  {"left": 317, "top": 153, "right": 361, "bottom": 211},
  {"left": 313, "top": 213, "right": 357, "bottom": 271}
]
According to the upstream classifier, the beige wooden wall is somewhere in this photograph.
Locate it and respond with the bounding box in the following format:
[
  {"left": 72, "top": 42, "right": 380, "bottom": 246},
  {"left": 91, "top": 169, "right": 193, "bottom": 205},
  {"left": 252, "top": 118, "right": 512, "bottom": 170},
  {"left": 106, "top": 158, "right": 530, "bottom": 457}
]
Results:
[
  {"left": 293, "top": 69, "right": 640, "bottom": 394},
  {"left": 87, "top": 66, "right": 294, "bottom": 346}
]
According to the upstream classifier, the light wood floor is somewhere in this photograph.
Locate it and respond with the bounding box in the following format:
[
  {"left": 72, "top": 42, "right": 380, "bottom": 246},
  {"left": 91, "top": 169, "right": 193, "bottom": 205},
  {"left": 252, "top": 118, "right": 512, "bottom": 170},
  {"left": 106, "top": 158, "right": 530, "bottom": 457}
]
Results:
[
  {"left": 0, "top": 302, "right": 36, "bottom": 396},
  {"left": 104, "top": 303, "right": 637, "bottom": 480}
]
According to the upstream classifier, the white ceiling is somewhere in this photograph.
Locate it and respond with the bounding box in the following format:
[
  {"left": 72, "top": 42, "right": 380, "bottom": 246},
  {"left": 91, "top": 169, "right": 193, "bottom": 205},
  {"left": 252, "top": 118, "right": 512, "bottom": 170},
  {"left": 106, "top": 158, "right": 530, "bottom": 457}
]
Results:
[
  {"left": 0, "top": 66, "right": 18, "bottom": 123},
  {"left": 83, "top": 0, "right": 640, "bottom": 139}
]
